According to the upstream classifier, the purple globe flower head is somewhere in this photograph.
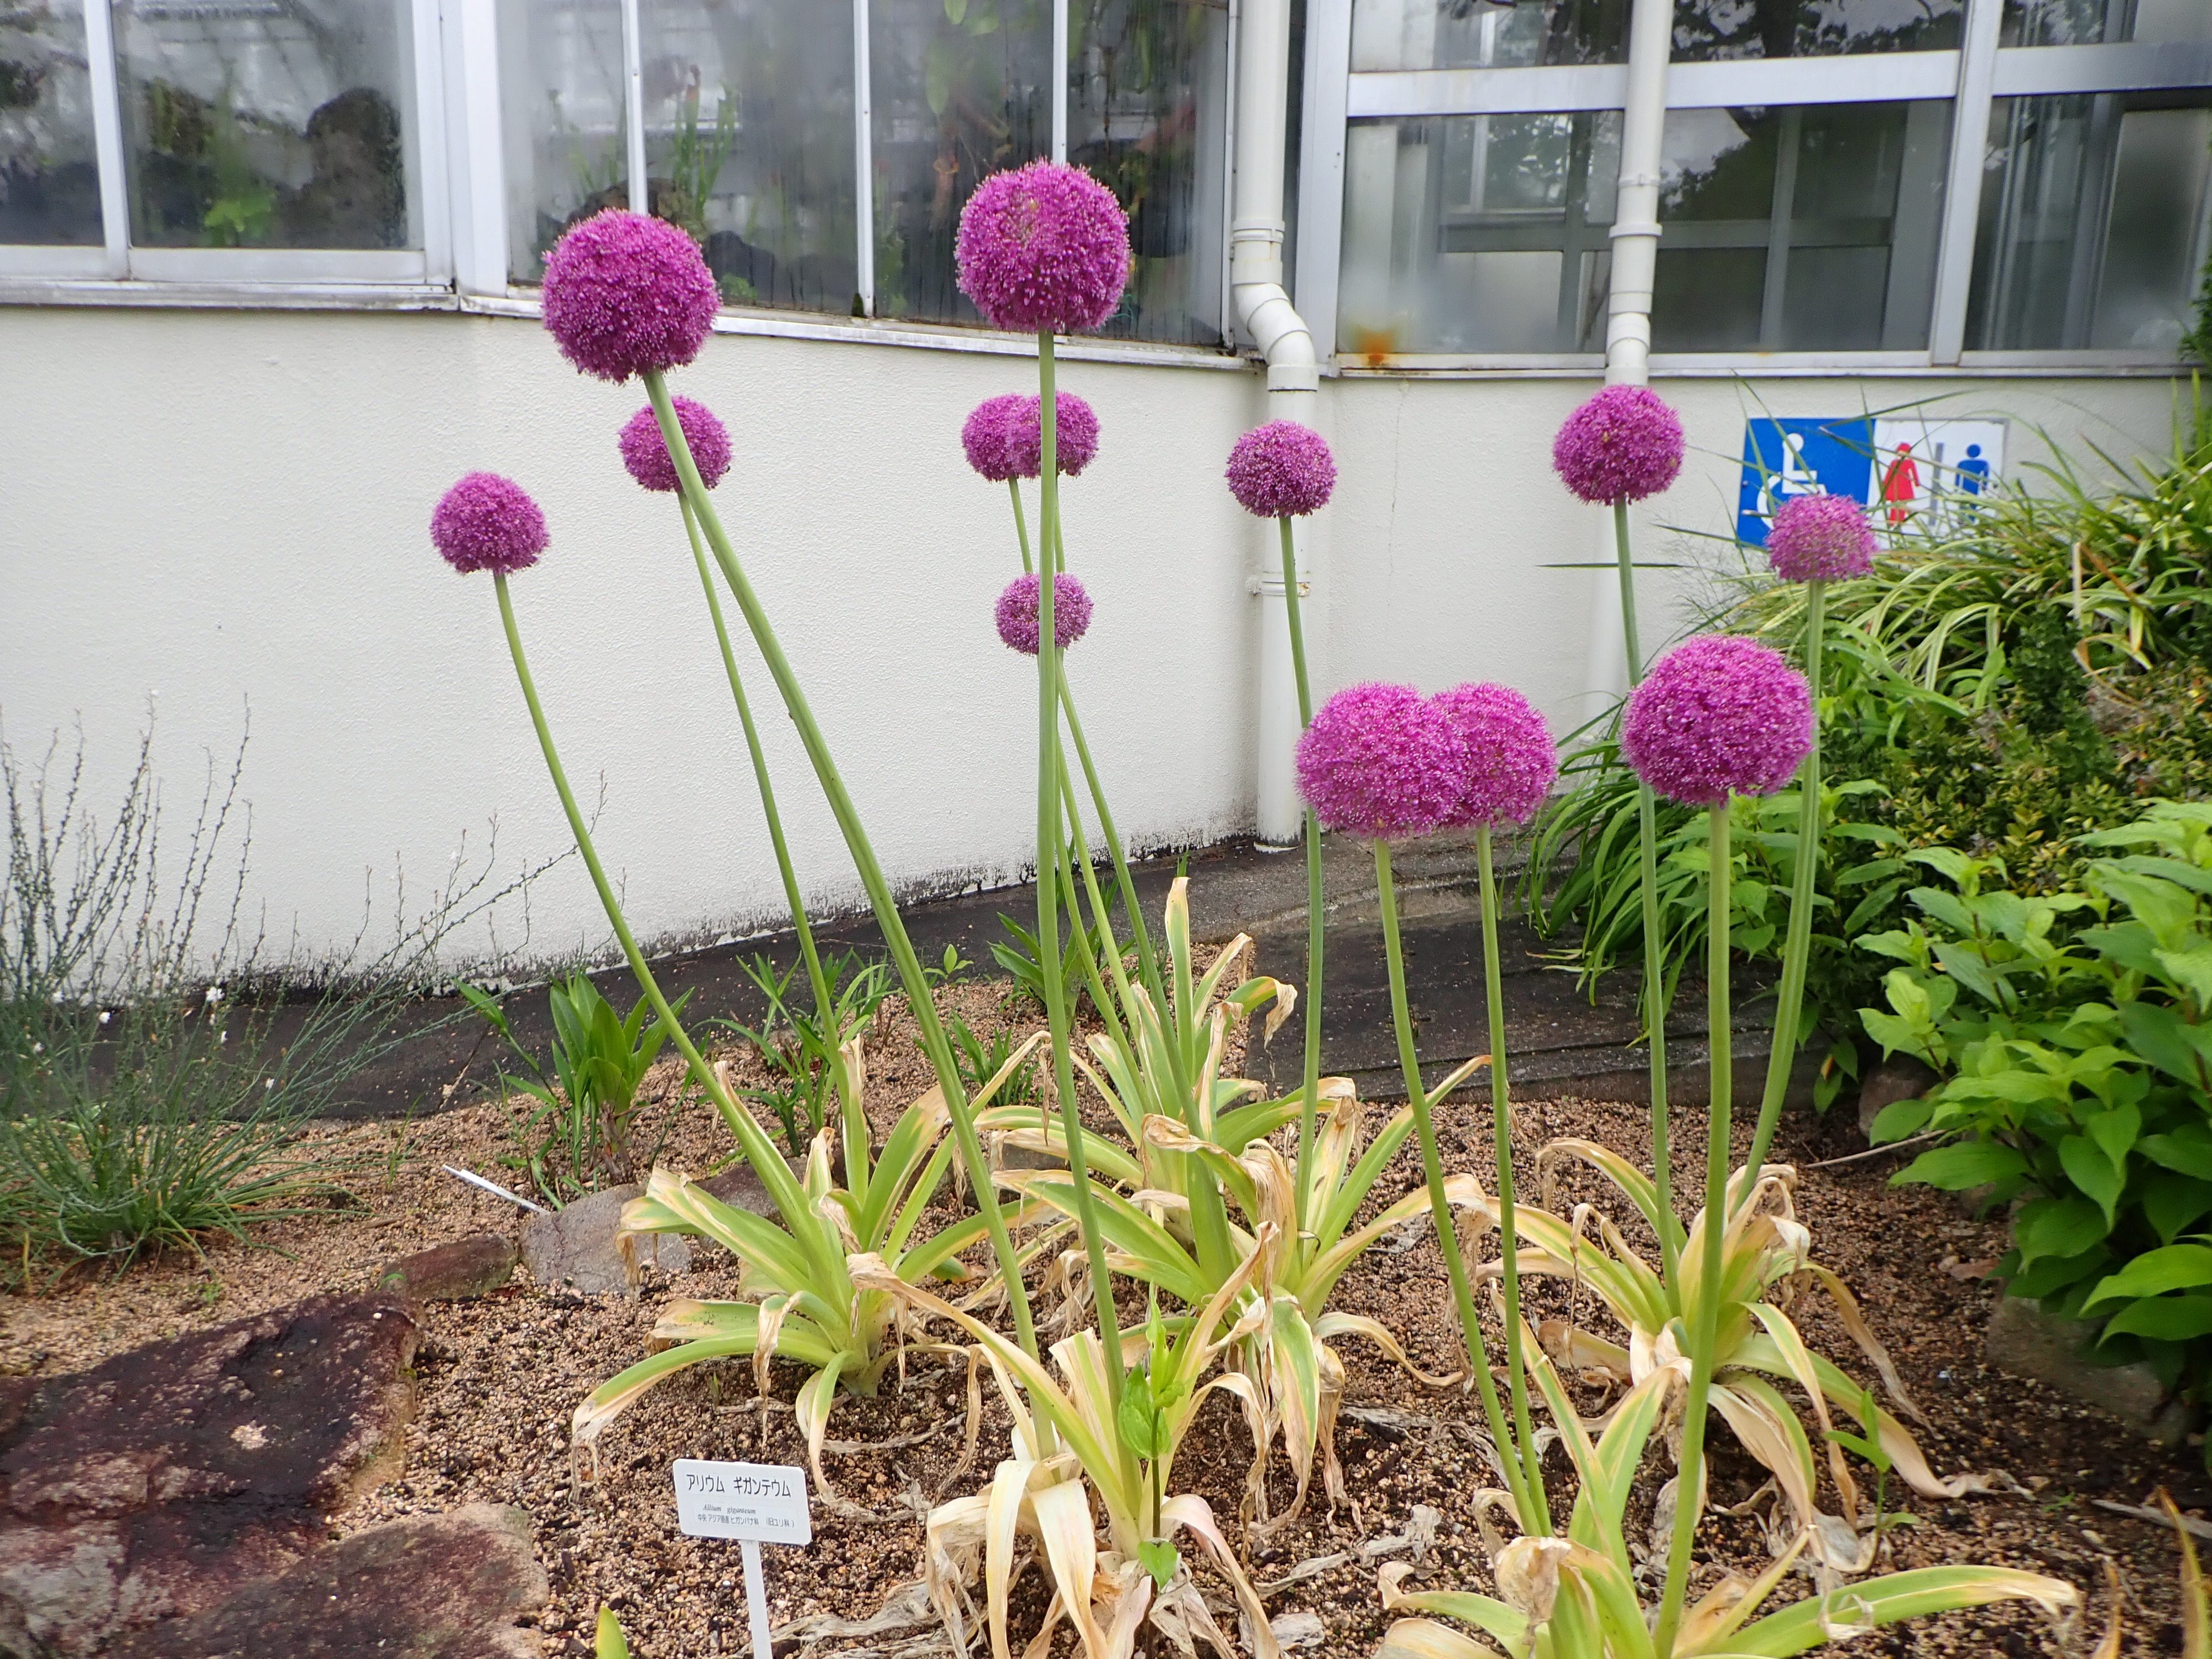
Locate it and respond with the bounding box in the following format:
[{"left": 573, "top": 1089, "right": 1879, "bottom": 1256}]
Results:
[
  {"left": 1226, "top": 421, "right": 1336, "bottom": 519},
  {"left": 1296, "top": 682, "right": 1465, "bottom": 841},
  {"left": 431, "top": 472, "right": 547, "bottom": 576},
  {"left": 541, "top": 209, "right": 720, "bottom": 383},
  {"left": 618, "top": 397, "right": 732, "bottom": 493},
  {"left": 995, "top": 572, "right": 1094, "bottom": 655},
  {"left": 1765, "top": 491, "right": 1877, "bottom": 583},
  {"left": 1003, "top": 392, "right": 1101, "bottom": 479},
  {"left": 1431, "top": 682, "right": 1558, "bottom": 830},
  {"left": 956, "top": 160, "right": 1131, "bottom": 335},
  {"left": 1552, "top": 384, "right": 1685, "bottom": 505},
  {"left": 962, "top": 394, "right": 1028, "bottom": 482},
  {"left": 1623, "top": 635, "right": 1813, "bottom": 806}
]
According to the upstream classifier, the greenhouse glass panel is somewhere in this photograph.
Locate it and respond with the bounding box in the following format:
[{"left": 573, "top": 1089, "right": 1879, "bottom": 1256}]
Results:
[
  {"left": 639, "top": 0, "right": 858, "bottom": 314},
  {"left": 869, "top": 0, "right": 1051, "bottom": 325},
  {"left": 1, "top": 1, "right": 101, "bottom": 244},
  {"left": 116, "top": 0, "right": 418, "bottom": 249},
  {"left": 1669, "top": 0, "right": 1964, "bottom": 60},
  {"left": 1068, "top": 0, "right": 1230, "bottom": 346},
  {"left": 1349, "top": 0, "right": 1627, "bottom": 72},
  {"left": 1966, "top": 91, "right": 2212, "bottom": 351},
  {"left": 2000, "top": 0, "right": 2211, "bottom": 46},
  {"left": 500, "top": 0, "right": 627, "bottom": 283}
]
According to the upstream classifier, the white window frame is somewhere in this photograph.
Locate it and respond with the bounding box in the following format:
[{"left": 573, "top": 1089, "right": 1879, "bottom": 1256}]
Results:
[{"left": 1296, "top": 0, "right": 2212, "bottom": 373}]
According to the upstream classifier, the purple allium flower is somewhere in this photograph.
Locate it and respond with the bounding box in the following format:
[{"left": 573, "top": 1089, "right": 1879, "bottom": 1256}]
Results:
[
  {"left": 1431, "top": 683, "right": 1558, "bottom": 829},
  {"left": 1003, "top": 393, "right": 1100, "bottom": 479},
  {"left": 955, "top": 161, "right": 1131, "bottom": 335},
  {"left": 995, "top": 572, "right": 1093, "bottom": 655},
  {"left": 618, "top": 397, "right": 732, "bottom": 493},
  {"left": 1296, "top": 683, "right": 1465, "bottom": 840},
  {"left": 541, "top": 210, "right": 720, "bottom": 383},
  {"left": 1226, "top": 421, "right": 1336, "bottom": 519},
  {"left": 1622, "top": 635, "right": 1813, "bottom": 806},
  {"left": 1551, "top": 385, "right": 1685, "bottom": 505},
  {"left": 1765, "top": 491, "right": 1876, "bottom": 583},
  {"left": 962, "top": 394, "right": 1027, "bottom": 482},
  {"left": 431, "top": 472, "right": 547, "bottom": 576}
]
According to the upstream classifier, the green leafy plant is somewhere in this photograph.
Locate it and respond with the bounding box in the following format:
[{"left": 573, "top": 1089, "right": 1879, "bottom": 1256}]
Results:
[
  {"left": 462, "top": 973, "right": 690, "bottom": 1205},
  {"left": 992, "top": 904, "right": 1109, "bottom": 1022},
  {"left": 1868, "top": 802, "right": 2212, "bottom": 1417},
  {"left": 946, "top": 1010, "right": 1038, "bottom": 1106},
  {"left": 713, "top": 949, "right": 894, "bottom": 1155}
]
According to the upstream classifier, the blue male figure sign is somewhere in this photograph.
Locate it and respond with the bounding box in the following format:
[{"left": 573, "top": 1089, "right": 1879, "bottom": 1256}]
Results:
[{"left": 1735, "top": 418, "right": 1875, "bottom": 546}]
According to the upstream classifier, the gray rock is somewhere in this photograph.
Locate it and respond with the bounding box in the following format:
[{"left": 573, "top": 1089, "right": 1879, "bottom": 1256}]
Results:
[
  {"left": 520, "top": 1183, "right": 688, "bottom": 1296},
  {"left": 0, "top": 1292, "right": 419, "bottom": 1657},
  {"left": 1985, "top": 1292, "right": 2190, "bottom": 1447},
  {"left": 698, "top": 1156, "right": 801, "bottom": 1215},
  {"left": 1857, "top": 1055, "right": 1941, "bottom": 1141},
  {"left": 378, "top": 1233, "right": 517, "bottom": 1301},
  {"left": 106, "top": 1503, "right": 547, "bottom": 1659}
]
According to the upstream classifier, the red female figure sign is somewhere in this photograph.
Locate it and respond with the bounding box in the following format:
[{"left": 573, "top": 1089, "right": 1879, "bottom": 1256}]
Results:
[{"left": 673, "top": 1459, "right": 811, "bottom": 1659}]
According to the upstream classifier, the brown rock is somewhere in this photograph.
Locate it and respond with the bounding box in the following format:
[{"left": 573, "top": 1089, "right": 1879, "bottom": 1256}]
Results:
[
  {"left": 520, "top": 1183, "right": 687, "bottom": 1297},
  {"left": 0, "top": 1292, "right": 419, "bottom": 1657},
  {"left": 379, "top": 1233, "right": 518, "bottom": 1301},
  {"left": 105, "top": 1503, "right": 547, "bottom": 1659}
]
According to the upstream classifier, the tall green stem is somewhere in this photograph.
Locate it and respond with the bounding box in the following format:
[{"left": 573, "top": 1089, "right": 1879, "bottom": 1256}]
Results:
[
  {"left": 642, "top": 372, "right": 1041, "bottom": 1361},
  {"left": 1478, "top": 826, "right": 1547, "bottom": 1515},
  {"left": 1032, "top": 331, "right": 1125, "bottom": 1411},
  {"left": 1279, "top": 516, "right": 1326, "bottom": 1241},
  {"left": 1615, "top": 495, "right": 1681, "bottom": 1285},
  {"left": 678, "top": 495, "right": 852, "bottom": 1170},
  {"left": 490, "top": 573, "right": 827, "bottom": 1265},
  {"left": 1009, "top": 478, "right": 1034, "bottom": 575},
  {"left": 1375, "top": 838, "right": 1535, "bottom": 1532},
  {"left": 1741, "top": 578, "right": 1825, "bottom": 1202},
  {"left": 1655, "top": 802, "right": 1735, "bottom": 1654}
]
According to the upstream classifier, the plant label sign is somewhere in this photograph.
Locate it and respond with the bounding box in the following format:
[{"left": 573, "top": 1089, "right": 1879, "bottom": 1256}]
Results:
[{"left": 672, "top": 1460, "right": 810, "bottom": 1659}]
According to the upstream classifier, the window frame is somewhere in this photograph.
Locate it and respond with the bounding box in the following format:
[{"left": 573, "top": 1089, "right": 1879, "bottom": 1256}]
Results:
[{"left": 1298, "top": 0, "right": 2212, "bottom": 372}]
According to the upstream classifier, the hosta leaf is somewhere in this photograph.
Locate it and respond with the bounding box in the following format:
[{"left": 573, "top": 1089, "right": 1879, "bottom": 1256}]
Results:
[
  {"left": 2012, "top": 1196, "right": 2111, "bottom": 1265},
  {"left": 2143, "top": 1170, "right": 2212, "bottom": 1243},
  {"left": 2084, "top": 1243, "right": 2212, "bottom": 1308},
  {"left": 2058, "top": 1134, "right": 2125, "bottom": 1225},
  {"left": 2124, "top": 1001, "right": 2212, "bottom": 1090},
  {"left": 2144, "top": 1125, "right": 2212, "bottom": 1182},
  {"left": 1893, "top": 1138, "right": 2026, "bottom": 1191},
  {"left": 2099, "top": 1293, "right": 2212, "bottom": 1343}
]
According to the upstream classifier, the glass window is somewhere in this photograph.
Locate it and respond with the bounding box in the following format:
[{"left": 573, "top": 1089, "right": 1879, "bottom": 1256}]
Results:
[
  {"left": 116, "top": 0, "right": 416, "bottom": 250},
  {"left": 1337, "top": 97, "right": 1949, "bottom": 355},
  {"left": 1966, "top": 91, "right": 2212, "bottom": 351},
  {"left": 639, "top": 0, "right": 858, "bottom": 312},
  {"left": 1068, "top": 0, "right": 1230, "bottom": 346},
  {"left": 1349, "top": 0, "right": 1628, "bottom": 72},
  {"left": 869, "top": 0, "right": 1051, "bottom": 325},
  {"left": 1, "top": 1, "right": 101, "bottom": 244},
  {"left": 1671, "top": 0, "right": 1963, "bottom": 60},
  {"left": 2001, "top": 0, "right": 2212, "bottom": 47},
  {"left": 1652, "top": 98, "right": 1950, "bottom": 349},
  {"left": 500, "top": 0, "right": 628, "bottom": 283}
]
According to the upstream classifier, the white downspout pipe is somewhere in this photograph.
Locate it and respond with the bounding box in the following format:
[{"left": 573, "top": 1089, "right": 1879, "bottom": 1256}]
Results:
[
  {"left": 1233, "top": 0, "right": 1321, "bottom": 847},
  {"left": 1582, "top": 0, "right": 1673, "bottom": 702}
]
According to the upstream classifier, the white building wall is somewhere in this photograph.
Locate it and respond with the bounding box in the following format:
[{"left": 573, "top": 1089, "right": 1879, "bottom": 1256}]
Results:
[{"left": 0, "top": 302, "right": 2192, "bottom": 967}]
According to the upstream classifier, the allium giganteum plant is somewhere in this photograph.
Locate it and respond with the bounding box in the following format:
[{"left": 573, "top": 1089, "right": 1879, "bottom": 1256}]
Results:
[{"left": 429, "top": 177, "right": 2077, "bottom": 1658}]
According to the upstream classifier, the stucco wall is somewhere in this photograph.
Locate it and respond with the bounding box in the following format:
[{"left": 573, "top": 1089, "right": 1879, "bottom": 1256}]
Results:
[{"left": 0, "top": 301, "right": 2193, "bottom": 968}]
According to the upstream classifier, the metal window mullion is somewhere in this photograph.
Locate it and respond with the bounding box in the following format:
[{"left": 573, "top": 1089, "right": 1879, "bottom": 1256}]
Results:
[
  {"left": 84, "top": 0, "right": 128, "bottom": 276},
  {"left": 1993, "top": 40, "right": 2212, "bottom": 97},
  {"left": 409, "top": 0, "right": 453, "bottom": 284},
  {"left": 1930, "top": 0, "right": 2005, "bottom": 364},
  {"left": 853, "top": 0, "right": 873, "bottom": 317},
  {"left": 1217, "top": 0, "right": 1239, "bottom": 345},
  {"left": 445, "top": 0, "right": 508, "bottom": 296},
  {"left": 622, "top": 0, "right": 646, "bottom": 213},
  {"left": 1293, "top": 0, "right": 1352, "bottom": 362},
  {"left": 1052, "top": 0, "right": 1067, "bottom": 163}
]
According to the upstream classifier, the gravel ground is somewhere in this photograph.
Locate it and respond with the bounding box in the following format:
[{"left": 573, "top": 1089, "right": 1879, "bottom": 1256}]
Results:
[{"left": 6, "top": 976, "right": 2205, "bottom": 1658}]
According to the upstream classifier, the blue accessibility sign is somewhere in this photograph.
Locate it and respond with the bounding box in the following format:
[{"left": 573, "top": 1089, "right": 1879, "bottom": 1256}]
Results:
[{"left": 1735, "top": 418, "right": 1876, "bottom": 547}]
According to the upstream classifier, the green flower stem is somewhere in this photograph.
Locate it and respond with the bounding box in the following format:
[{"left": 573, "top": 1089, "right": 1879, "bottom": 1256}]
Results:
[
  {"left": 1060, "top": 765, "right": 1137, "bottom": 1038},
  {"left": 1478, "top": 825, "right": 1547, "bottom": 1517},
  {"left": 1740, "top": 578, "right": 1826, "bottom": 1204},
  {"left": 1009, "top": 478, "right": 1034, "bottom": 576},
  {"left": 641, "top": 371, "right": 1041, "bottom": 1363},
  {"left": 1615, "top": 495, "right": 1681, "bottom": 1286},
  {"left": 1655, "top": 800, "right": 1735, "bottom": 1656},
  {"left": 490, "top": 572, "right": 832, "bottom": 1280},
  {"left": 1033, "top": 330, "right": 1126, "bottom": 1410},
  {"left": 677, "top": 494, "right": 854, "bottom": 1175},
  {"left": 1375, "top": 837, "right": 1535, "bottom": 1532},
  {"left": 1280, "top": 516, "right": 1326, "bottom": 1243}
]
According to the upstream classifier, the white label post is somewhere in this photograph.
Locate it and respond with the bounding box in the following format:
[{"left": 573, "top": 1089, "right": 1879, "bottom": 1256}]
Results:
[{"left": 672, "top": 1459, "right": 812, "bottom": 1659}]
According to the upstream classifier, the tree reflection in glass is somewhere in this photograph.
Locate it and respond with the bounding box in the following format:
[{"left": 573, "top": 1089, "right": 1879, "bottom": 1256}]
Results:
[{"left": 1, "top": 0, "right": 101, "bottom": 246}]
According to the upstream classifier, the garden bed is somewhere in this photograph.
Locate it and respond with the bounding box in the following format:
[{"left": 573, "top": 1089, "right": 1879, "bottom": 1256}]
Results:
[{"left": 6, "top": 980, "right": 2204, "bottom": 1658}]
